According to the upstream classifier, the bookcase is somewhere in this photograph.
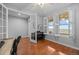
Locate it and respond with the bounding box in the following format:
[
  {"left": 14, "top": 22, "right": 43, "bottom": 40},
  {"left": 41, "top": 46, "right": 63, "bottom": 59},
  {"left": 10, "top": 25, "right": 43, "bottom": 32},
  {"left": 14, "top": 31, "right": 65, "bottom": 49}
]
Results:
[{"left": 0, "top": 4, "right": 8, "bottom": 41}]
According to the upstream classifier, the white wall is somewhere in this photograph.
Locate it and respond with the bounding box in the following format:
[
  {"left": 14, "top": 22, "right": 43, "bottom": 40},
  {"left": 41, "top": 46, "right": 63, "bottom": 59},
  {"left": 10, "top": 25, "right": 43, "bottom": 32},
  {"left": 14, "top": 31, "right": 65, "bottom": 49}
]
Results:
[
  {"left": 37, "top": 15, "right": 43, "bottom": 32},
  {"left": 75, "top": 4, "right": 79, "bottom": 48},
  {"left": 45, "top": 4, "right": 79, "bottom": 49},
  {"left": 8, "top": 15, "right": 28, "bottom": 38}
]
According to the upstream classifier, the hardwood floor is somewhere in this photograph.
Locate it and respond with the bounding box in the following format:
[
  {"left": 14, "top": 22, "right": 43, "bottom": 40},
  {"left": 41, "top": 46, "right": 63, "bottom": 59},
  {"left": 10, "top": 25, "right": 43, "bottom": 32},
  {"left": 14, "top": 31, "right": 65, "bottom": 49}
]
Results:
[{"left": 17, "top": 37, "right": 79, "bottom": 55}]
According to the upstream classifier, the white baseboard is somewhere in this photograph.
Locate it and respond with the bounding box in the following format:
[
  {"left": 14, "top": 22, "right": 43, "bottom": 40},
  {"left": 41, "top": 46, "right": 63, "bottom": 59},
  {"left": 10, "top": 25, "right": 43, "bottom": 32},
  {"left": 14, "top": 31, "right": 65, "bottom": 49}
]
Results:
[{"left": 45, "top": 38, "right": 79, "bottom": 50}]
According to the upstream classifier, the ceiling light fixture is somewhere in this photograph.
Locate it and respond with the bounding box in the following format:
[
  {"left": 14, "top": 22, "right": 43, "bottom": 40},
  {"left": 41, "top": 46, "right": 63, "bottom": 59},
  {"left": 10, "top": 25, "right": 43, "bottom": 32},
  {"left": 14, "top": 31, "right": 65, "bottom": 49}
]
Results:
[{"left": 37, "top": 3, "right": 45, "bottom": 8}]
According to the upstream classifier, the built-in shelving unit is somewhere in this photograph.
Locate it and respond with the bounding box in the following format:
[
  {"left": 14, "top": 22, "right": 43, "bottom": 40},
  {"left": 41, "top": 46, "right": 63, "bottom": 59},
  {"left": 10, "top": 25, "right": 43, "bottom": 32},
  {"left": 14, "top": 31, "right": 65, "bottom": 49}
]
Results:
[
  {"left": 0, "top": 4, "right": 3, "bottom": 40},
  {"left": 0, "top": 4, "right": 8, "bottom": 41},
  {"left": 43, "top": 17, "right": 48, "bottom": 34}
]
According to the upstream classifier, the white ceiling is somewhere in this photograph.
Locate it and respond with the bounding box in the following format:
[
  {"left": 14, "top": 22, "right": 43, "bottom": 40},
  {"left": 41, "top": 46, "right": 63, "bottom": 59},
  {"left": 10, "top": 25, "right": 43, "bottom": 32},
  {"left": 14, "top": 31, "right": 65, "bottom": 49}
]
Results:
[
  {"left": 4, "top": 3, "right": 72, "bottom": 16},
  {"left": 8, "top": 10, "right": 30, "bottom": 19}
]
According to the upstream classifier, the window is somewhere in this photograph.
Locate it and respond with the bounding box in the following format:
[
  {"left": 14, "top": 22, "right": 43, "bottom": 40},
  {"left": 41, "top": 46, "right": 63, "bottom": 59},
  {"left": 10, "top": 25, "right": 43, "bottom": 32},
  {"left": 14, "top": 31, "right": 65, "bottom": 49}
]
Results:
[
  {"left": 59, "top": 11, "right": 70, "bottom": 35},
  {"left": 48, "top": 16, "right": 53, "bottom": 34}
]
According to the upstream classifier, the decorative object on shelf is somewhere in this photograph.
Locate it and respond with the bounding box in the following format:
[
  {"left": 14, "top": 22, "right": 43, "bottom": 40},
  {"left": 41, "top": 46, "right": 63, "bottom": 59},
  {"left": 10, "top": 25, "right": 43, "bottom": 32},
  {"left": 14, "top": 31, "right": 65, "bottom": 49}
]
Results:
[
  {"left": 48, "top": 16, "right": 53, "bottom": 22},
  {"left": 33, "top": 22, "right": 35, "bottom": 29},
  {"left": 38, "top": 24, "right": 42, "bottom": 31}
]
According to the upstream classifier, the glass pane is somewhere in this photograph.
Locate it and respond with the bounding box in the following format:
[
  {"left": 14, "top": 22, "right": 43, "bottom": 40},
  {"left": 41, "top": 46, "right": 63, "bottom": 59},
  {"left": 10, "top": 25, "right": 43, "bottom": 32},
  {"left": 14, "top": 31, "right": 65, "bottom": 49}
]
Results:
[
  {"left": 59, "top": 25, "right": 69, "bottom": 34},
  {"left": 59, "top": 19, "right": 69, "bottom": 34},
  {"left": 70, "top": 22, "right": 72, "bottom": 35}
]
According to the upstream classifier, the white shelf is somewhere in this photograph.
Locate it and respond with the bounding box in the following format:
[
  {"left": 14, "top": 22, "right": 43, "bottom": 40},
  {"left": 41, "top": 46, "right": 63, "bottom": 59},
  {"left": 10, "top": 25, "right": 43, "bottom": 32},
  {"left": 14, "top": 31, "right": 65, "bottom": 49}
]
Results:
[
  {"left": 0, "top": 20, "right": 8, "bottom": 22},
  {"left": 0, "top": 33, "right": 6, "bottom": 35},
  {"left": 0, "top": 26, "right": 8, "bottom": 27}
]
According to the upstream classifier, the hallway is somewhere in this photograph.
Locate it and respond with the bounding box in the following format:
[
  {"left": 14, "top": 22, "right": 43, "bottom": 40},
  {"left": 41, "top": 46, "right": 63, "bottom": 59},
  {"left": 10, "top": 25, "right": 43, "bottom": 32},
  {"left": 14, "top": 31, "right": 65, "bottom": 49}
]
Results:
[{"left": 17, "top": 37, "right": 79, "bottom": 55}]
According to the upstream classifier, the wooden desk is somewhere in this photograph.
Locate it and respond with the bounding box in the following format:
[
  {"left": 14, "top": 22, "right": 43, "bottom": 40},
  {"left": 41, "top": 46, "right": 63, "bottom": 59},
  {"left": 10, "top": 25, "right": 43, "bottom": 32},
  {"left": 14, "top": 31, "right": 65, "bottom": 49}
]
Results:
[{"left": 0, "top": 39, "right": 14, "bottom": 55}]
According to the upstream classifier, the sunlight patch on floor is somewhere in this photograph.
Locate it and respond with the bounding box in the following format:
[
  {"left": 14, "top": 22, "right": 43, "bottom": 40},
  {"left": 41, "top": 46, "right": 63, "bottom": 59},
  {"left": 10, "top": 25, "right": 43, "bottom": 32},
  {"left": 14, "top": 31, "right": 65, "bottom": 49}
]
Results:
[
  {"left": 58, "top": 51, "right": 66, "bottom": 55},
  {"left": 47, "top": 46, "right": 56, "bottom": 52}
]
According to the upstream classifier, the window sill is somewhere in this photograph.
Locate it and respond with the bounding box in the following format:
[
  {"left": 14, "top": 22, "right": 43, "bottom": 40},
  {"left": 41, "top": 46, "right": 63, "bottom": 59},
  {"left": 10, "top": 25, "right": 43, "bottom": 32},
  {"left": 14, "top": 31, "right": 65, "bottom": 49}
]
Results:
[{"left": 44, "top": 33, "right": 54, "bottom": 36}]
